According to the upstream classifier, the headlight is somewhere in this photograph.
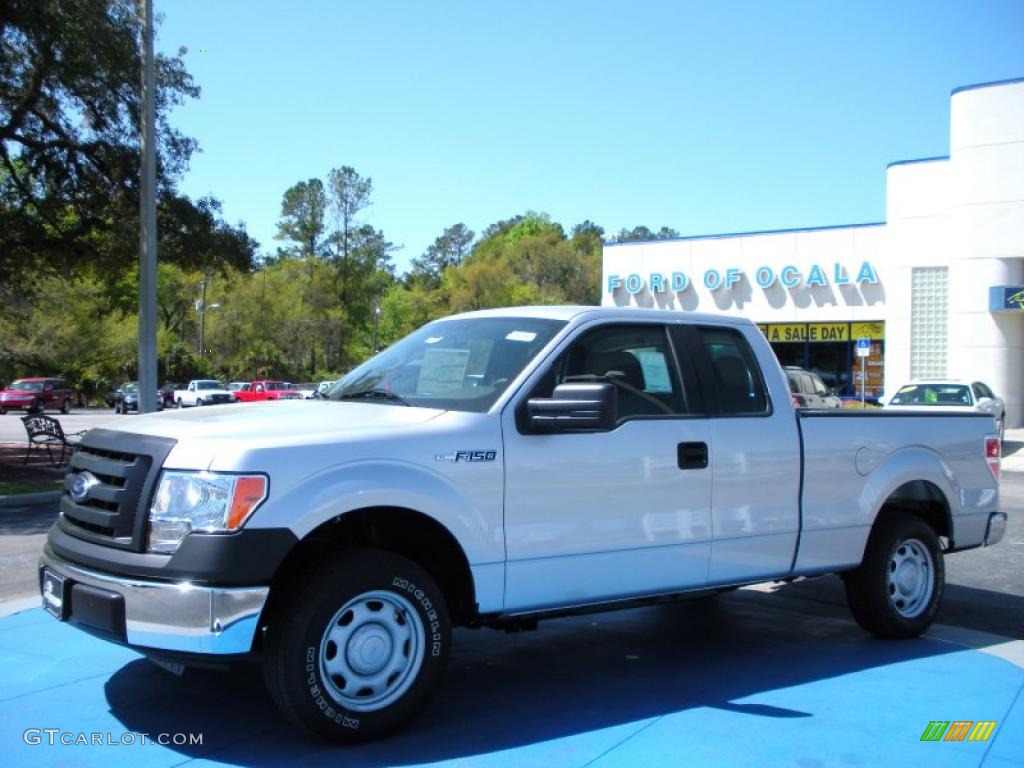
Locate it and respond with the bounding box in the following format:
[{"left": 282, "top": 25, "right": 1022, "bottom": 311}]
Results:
[{"left": 147, "top": 471, "right": 267, "bottom": 554}]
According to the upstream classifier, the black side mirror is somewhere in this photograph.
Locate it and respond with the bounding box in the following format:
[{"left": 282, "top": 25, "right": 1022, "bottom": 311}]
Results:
[{"left": 527, "top": 382, "right": 617, "bottom": 432}]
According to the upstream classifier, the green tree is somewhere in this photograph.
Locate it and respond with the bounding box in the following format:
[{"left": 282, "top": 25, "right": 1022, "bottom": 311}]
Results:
[
  {"left": 614, "top": 225, "right": 679, "bottom": 242},
  {"left": 275, "top": 179, "right": 327, "bottom": 258},
  {"left": 0, "top": 0, "right": 201, "bottom": 282},
  {"left": 410, "top": 223, "right": 474, "bottom": 288}
]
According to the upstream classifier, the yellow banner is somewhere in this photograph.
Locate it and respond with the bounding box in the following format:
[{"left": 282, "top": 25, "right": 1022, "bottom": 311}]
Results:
[
  {"left": 762, "top": 323, "right": 850, "bottom": 343},
  {"left": 851, "top": 321, "right": 885, "bottom": 340}
]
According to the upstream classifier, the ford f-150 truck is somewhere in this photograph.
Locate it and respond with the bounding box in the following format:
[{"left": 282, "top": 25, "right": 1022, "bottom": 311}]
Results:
[{"left": 39, "top": 306, "right": 1006, "bottom": 743}]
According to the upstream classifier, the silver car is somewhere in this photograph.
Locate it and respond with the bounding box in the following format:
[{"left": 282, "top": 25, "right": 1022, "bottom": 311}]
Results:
[{"left": 884, "top": 379, "right": 1006, "bottom": 437}]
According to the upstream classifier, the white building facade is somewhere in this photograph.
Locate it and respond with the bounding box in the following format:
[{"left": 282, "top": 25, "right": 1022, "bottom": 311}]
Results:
[{"left": 602, "top": 78, "right": 1024, "bottom": 425}]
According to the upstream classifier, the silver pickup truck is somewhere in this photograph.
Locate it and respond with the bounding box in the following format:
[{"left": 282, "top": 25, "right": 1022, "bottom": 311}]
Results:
[{"left": 39, "top": 306, "right": 1006, "bottom": 742}]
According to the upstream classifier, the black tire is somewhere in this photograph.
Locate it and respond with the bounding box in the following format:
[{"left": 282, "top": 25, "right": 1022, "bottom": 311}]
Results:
[
  {"left": 114, "top": 401, "right": 122, "bottom": 414},
  {"left": 0, "top": 407, "right": 6, "bottom": 415},
  {"left": 176, "top": 398, "right": 184, "bottom": 409},
  {"left": 34, "top": 399, "right": 46, "bottom": 415},
  {"left": 263, "top": 549, "right": 450, "bottom": 743},
  {"left": 843, "top": 511, "right": 944, "bottom": 638},
  {"left": 61, "top": 399, "right": 71, "bottom": 415},
  {"left": 196, "top": 398, "right": 204, "bottom": 407}
]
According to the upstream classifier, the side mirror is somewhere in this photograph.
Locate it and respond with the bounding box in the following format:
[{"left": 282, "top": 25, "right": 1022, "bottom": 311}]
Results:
[{"left": 526, "top": 382, "right": 617, "bottom": 432}]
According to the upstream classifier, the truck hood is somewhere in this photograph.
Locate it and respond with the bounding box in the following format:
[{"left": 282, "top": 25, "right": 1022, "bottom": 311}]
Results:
[{"left": 99, "top": 401, "right": 446, "bottom": 446}]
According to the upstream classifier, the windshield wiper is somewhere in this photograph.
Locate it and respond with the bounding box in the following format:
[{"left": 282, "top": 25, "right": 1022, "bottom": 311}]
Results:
[{"left": 336, "top": 389, "right": 411, "bottom": 406}]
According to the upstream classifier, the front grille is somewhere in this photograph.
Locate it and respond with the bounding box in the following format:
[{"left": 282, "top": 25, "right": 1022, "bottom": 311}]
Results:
[{"left": 60, "top": 429, "right": 176, "bottom": 551}]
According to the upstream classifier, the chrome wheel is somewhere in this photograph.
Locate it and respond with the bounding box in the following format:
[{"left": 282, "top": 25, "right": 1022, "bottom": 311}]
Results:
[
  {"left": 887, "top": 538, "right": 934, "bottom": 618},
  {"left": 319, "top": 590, "right": 425, "bottom": 713}
]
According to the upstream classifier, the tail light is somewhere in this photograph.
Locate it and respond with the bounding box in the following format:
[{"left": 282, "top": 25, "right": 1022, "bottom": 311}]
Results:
[{"left": 985, "top": 435, "right": 1001, "bottom": 481}]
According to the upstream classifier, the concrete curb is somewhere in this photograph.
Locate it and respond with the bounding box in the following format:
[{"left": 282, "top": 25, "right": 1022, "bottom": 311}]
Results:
[{"left": 0, "top": 490, "right": 61, "bottom": 508}]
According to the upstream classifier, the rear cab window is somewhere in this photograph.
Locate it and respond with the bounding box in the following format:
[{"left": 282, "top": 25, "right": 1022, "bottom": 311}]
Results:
[{"left": 691, "top": 327, "right": 770, "bottom": 415}]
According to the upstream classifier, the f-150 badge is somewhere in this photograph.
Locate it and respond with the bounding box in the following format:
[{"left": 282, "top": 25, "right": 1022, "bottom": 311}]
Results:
[{"left": 434, "top": 450, "right": 497, "bottom": 463}]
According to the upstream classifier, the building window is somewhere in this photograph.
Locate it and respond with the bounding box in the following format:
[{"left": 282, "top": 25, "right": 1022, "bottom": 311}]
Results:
[{"left": 910, "top": 267, "right": 948, "bottom": 379}]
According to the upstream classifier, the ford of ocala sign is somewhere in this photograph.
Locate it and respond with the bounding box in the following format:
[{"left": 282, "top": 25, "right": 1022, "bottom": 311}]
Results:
[{"left": 606, "top": 261, "right": 880, "bottom": 295}]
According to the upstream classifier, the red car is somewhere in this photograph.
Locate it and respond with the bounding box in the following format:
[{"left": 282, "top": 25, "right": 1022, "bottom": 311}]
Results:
[
  {"left": 0, "top": 377, "right": 72, "bottom": 415},
  {"left": 233, "top": 380, "right": 304, "bottom": 402}
]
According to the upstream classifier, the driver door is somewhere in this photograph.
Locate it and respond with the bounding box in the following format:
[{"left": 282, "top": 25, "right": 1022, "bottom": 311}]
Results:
[{"left": 501, "top": 322, "right": 713, "bottom": 612}]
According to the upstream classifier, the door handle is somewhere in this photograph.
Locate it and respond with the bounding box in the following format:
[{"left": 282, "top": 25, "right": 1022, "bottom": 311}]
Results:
[{"left": 677, "top": 442, "right": 708, "bottom": 470}]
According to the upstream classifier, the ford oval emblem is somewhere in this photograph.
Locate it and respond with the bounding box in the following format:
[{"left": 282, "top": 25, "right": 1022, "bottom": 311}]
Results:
[{"left": 70, "top": 472, "right": 100, "bottom": 503}]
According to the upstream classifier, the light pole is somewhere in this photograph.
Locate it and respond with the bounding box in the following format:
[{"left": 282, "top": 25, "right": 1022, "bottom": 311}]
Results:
[
  {"left": 196, "top": 278, "right": 220, "bottom": 359},
  {"left": 372, "top": 303, "right": 381, "bottom": 353}
]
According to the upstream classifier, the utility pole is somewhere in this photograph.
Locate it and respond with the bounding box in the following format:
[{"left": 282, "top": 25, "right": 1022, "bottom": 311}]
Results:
[{"left": 137, "top": 0, "right": 158, "bottom": 413}]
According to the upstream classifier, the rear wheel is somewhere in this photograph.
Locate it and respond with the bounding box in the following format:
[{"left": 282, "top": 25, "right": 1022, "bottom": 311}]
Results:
[
  {"left": 263, "top": 549, "right": 450, "bottom": 743},
  {"left": 843, "top": 511, "right": 944, "bottom": 638},
  {"left": 34, "top": 399, "right": 46, "bottom": 414}
]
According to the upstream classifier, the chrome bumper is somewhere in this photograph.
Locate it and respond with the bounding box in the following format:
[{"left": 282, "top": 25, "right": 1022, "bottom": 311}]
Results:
[
  {"left": 39, "top": 548, "right": 269, "bottom": 655},
  {"left": 985, "top": 512, "right": 1008, "bottom": 547}
]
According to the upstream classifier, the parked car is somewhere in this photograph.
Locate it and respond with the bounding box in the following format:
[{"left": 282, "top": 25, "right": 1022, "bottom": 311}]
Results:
[
  {"left": 293, "top": 382, "right": 319, "bottom": 399},
  {"left": 316, "top": 380, "right": 336, "bottom": 397},
  {"left": 784, "top": 366, "right": 842, "bottom": 408},
  {"left": 233, "top": 380, "right": 304, "bottom": 403},
  {"left": 883, "top": 379, "right": 1006, "bottom": 436},
  {"left": 111, "top": 382, "right": 170, "bottom": 413},
  {"left": 174, "top": 380, "right": 236, "bottom": 407},
  {"left": 228, "top": 381, "right": 251, "bottom": 393},
  {"left": 0, "top": 377, "right": 72, "bottom": 415}
]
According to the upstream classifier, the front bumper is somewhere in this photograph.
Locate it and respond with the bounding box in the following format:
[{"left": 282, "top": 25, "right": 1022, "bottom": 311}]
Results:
[{"left": 39, "top": 547, "right": 269, "bottom": 654}]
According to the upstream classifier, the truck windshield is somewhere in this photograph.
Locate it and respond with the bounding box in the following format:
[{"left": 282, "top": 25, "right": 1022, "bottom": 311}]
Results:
[{"left": 328, "top": 316, "right": 566, "bottom": 413}]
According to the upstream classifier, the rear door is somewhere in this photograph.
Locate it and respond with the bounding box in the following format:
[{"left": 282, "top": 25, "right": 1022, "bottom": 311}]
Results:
[
  {"left": 676, "top": 325, "right": 801, "bottom": 584},
  {"left": 501, "top": 320, "right": 713, "bottom": 612}
]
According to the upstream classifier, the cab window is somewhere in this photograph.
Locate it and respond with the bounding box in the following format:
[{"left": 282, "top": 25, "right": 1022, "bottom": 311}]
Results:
[{"left": 532, "top": 324, "right": 686, "bottom": 421}]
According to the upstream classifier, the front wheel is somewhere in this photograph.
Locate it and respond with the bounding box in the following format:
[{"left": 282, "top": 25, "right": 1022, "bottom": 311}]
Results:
[
  {"left": 263, "top": 549, "right": 450, "bottom": 743},
  {"left": 176, "top": 398, "right": 184, "bottom": 409},
  {"left": 195, "top": 398, "right": 204, "bottom": 407},
  {"left": 843, "top": 511, "right": 944, "bottom": 638}
]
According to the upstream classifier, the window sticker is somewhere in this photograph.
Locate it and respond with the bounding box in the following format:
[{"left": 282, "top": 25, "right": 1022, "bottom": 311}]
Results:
[
  {"left": 417, "top": 348, "right": 471, "bottom": 394},
  {"left": 505, "top": 331, "right": 538, "bottom": 343},
  {"left": 634, "top": 350, "right": 672, "bottom": 393}
]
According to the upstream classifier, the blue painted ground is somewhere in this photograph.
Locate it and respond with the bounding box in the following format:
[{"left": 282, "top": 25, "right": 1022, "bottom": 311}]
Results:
[{"left": 1, "top": 592, "right": 1021, "bottom": 767}]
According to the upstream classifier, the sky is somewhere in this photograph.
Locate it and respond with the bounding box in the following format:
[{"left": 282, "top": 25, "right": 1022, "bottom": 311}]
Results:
[{"left": 156, "top": 0, "right": 1024, "bottom": 274}]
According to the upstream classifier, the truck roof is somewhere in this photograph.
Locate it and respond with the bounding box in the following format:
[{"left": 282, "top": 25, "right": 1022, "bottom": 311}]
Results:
[{"left": 445, "top": 305, "right": 758, "bottom": 328}]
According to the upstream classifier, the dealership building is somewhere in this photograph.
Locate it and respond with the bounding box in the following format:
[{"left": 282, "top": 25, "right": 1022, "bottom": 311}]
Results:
[{"left": 602, "top": 77, "right": 1024, "bottom": 425}]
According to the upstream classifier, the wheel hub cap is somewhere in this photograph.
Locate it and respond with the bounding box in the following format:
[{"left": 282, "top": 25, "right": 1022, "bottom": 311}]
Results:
[
  {"left": 319, "top": 590, "right": 426, "bottom": 713},
  {"left": 346, "top": 624, "right": 393, "bottom": 675},
  {"left": 887, "top": 539, "right": 934, "bottom": 618}
]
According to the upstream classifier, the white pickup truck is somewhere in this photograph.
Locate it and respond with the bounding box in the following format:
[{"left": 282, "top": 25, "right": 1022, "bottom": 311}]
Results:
[
  {"left": 40, "top": 306, "right": 1006, "bottom": 742},
  {"left": 173, "top": 379, "right": 236, "bottom": 408}
]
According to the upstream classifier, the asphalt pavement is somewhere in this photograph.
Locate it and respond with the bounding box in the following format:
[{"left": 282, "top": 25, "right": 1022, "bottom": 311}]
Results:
[{"left": 1, "top": 415, "right": 1022, "bottom": 766}]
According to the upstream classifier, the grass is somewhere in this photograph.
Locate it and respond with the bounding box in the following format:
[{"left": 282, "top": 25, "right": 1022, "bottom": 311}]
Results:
[
  {"left": 0, "top": 443, "right": 67, "bottom": 497},
  {"left": 0, "top": 478, "right": 63, "bottom": 496}
]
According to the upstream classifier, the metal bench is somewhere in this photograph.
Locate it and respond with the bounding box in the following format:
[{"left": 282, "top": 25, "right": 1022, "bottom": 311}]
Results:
[{"left": 21, "top": 415, "right": 85, "bottom": 467}]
